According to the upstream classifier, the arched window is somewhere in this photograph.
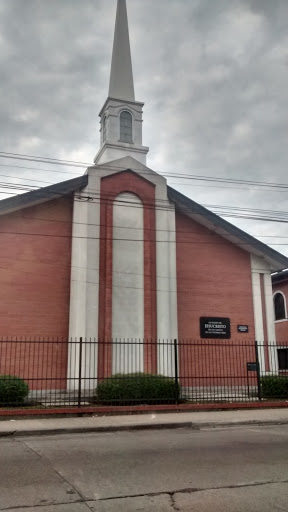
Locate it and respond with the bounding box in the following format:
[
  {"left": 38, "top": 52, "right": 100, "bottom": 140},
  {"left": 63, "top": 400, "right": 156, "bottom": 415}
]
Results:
[
  {"left": 274, "top": 292, "right": 286, "bottom": 321},
  {"left": 120, "top": 111, "right": 133, "bottom": 143}
]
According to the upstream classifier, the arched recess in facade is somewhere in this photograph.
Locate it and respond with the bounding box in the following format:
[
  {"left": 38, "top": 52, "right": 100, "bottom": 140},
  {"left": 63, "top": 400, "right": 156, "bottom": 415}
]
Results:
[{"left": 112, "top": 192, "right": 144, "bottom": 374}]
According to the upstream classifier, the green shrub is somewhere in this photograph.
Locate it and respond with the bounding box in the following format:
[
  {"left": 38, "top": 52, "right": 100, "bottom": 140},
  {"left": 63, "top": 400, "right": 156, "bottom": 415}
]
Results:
[
  {"left": 0, "top": 375, "right": 29, "bottom": 406},
  {"left": 261, "top": 376, "right": 288, "bottom": 399},
  {"left": 96, "top": 372, "right": 179, "bottom": 405}
]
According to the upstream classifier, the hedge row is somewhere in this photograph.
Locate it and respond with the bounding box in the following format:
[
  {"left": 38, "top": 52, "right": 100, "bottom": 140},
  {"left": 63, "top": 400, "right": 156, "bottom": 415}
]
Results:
[
  {"left": 96, "top": 372, "right": 179, "bottom": 404},
  {"left": 2, "top": 373, "right": 288, "bottom": 407},
  {"left": 261, "top": 376, "right": 288, "bottom": 399},
  {"left": 0, "top": 375, "right": 29, "bottom": 406}
]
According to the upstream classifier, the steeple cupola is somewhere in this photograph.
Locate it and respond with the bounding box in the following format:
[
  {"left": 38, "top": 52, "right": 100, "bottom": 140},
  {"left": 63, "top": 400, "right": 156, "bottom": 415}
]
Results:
[{"left": 94, "top": 0, "right": 149, "bottom": 165}]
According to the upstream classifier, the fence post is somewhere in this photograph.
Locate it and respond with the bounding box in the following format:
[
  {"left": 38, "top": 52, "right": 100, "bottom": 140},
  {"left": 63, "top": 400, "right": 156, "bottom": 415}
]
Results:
[
  {"left": 254, "top": 340, "right": 262, "bottom": 402},
  {"left": 78, "top": 337, "right": 83, "bottom": 408},
  {"left": 174, "top": 339, "right": 179, "bottom": 404}
]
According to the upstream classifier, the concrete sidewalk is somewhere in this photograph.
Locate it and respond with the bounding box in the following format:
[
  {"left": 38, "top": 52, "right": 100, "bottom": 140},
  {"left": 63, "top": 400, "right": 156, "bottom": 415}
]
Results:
[{"left": 1, "top": 408, "right": 288, "bottom": 437}]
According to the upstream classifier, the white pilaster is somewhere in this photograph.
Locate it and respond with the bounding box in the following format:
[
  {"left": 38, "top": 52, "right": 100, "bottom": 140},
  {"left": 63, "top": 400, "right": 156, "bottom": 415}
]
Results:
[
  {"left": 68, "top": 181, "right": 101, "bottom": 390},
  {"left": 264, "top": 272, "right": 278, "bottom": 372},
  {"left": 155, "top": 182, "right": 178, "bottom": 377},
  {"left": 251, "top": 255, "right": 278, "bottom": 374}
]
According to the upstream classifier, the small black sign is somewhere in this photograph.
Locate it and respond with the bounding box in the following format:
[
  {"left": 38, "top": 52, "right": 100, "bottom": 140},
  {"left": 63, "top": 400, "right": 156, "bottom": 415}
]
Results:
[
  {"left": 200, "top": 317, "right": 231, "bottom": 339},
  {"left": 238, "top": 325, "right": 249, "bottom": 333},
  {"left": 247, "top": 362, "right": 257, "bottom": 372}
]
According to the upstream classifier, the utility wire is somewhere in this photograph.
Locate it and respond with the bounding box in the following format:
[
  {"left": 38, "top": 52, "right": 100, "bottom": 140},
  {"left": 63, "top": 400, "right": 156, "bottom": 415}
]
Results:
[
  {"left": 1, "top": 150, "right": 288, "bottom": 190},
  {"left": 1, "top": 161, "right": 287, "bottom": 194},
  {"left": 0, "top": 252, "right": 280, "bottom": 291},
  {"left": 1, "top": 177, "right": 285, "bottom": 218},
  {"left": 0, "top": 260, "right": 273, "bottom": 295},
  {"left": 0, "top": 153, "right": 287, "bottom": 225},
  {"left": 12, "top": 212, "right": 288, "bottom": 239},
  {"left": 0, "top": 229, "right": 287, "bottom": 245},
  {"left": 1, "top": 176, "right": 288, "bottom": 215},
  {"left": 0, "top": 162, "right": 80, "bottom": 176},
  {"left": 0, "top": 179, "right": 287, "bottom": 224}
]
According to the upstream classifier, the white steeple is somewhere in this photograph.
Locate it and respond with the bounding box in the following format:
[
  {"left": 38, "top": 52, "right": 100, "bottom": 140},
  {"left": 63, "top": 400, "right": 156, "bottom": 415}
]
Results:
[
  {"left": 94, "top": 0, "right": 149, "bottom": 166},
  {"left": 109, "top": 0, "right": 135, "bottom": 102}
]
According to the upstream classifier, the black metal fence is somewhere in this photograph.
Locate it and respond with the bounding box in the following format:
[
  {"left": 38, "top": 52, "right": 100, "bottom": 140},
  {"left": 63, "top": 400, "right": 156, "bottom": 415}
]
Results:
[{"left": 0, "top": 338, "right": 287, "bottom": 408}]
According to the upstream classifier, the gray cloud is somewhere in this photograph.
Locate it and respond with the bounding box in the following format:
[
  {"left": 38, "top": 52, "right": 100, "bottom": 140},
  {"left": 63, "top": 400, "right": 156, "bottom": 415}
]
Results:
[{"left": 0, "top": 0, "right": 288, "bottom": 257}]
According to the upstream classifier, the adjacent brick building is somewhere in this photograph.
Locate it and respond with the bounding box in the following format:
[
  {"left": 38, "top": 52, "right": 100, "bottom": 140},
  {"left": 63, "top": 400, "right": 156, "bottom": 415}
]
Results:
[{"left": 272, "top": 270, "right": 288, "bottom": 370}]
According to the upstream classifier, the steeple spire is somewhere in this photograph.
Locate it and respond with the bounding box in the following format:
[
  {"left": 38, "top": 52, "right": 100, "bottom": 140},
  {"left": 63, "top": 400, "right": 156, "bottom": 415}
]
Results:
[
  {"left": 109, "top": 0, "right": 135, "bottom": 102},
  {"left": 94, "top": 0, "right": 149, "bottom": 166}
]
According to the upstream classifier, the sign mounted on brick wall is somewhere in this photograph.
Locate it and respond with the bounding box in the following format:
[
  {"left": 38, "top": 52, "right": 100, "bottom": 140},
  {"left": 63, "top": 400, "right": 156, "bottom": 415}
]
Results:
[
  {"left": 200, "top": 317, "right": 231, "bottom": 339},
  {"left": 238, "top": 325, "right": 249, "bottom": 333},
  {"left": 247, "top": 362, "right": 257, "bottom": 372}
]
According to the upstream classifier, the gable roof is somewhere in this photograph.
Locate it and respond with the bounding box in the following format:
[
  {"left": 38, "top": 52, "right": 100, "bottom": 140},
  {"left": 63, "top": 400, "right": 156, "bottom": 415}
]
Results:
[
  {"left": 0, "top": 175, "right": 88, "bottom": 216},
  {"left": 272, "top": 269, "right": 288, "bottom": 285},
  {"left": 168, "top": 186, "right": 288, "bottom": 271},
  {"left": 0, "top": 170, "right": 286, "bottom": 272}
]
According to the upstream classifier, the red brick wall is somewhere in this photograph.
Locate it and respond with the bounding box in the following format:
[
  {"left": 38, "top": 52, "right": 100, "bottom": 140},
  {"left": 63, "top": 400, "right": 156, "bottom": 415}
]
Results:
[
  {"left": 273, "top": 281, "right": 288, "bottom": 345},
  {"left": 0, "top": 197, "right": 73, "bottom": 389},
  {"left": 175, "top": 211, "right": 256, "bottom": 385}
]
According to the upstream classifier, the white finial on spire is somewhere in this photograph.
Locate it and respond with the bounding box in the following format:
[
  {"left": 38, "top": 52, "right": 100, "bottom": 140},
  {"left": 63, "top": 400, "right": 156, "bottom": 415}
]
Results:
[{"left": 109, "top": 0, "right": 135, "bottom": 102}]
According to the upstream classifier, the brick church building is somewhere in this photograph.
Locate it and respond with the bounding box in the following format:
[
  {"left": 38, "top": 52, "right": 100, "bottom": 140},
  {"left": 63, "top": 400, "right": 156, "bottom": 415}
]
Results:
[{"left": 0, "top": 0, "right": 287, "bottom": 391}]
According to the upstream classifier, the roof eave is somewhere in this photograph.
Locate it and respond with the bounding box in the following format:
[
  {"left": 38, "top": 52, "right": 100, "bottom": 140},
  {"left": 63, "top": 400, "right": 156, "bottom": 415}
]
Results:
[
  {"left": 168, "top": 186, "right": 288, "bottom": 272},
  {"left": 272, "top": 270, "right": 288, "bottom": 285},
  {"left": 0, "top": 175, "right": 88, "bottom": 216}
]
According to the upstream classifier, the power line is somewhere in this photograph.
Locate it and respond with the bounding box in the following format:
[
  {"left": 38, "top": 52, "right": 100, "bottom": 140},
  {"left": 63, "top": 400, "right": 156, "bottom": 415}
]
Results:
[
  {"left": 0, "top": 179, "right": 287, "bottom": 224},
  {"left": 0, "top": 172, "right": 61, "bottom": 185},
  {"left": 0, "top": 162, "right": 80, "bottom": 176},
  {"left": 0, "top": 151, "right": 89, "bottom": 169},
  {"left": 14, "top": 212, "right": 288, "bottom": 238},
  {"left": 0, "top": 176, "right": 284, "bottom": 212},
  {"left": 74, "top": 193, "right": 288, "bottom": 223},
  {"left": 0, "top": 251, "right": 283, "bottom": 291},
  {"left": 1, "top": 150, "right": 288, "bottom": 190},
  {"left": 0, "top": 259, "right": 275, "bottom": 295},
  {"left": 169, "top": 182, "right": 288, "bottom": 193},
  {"left": 2, "top": 162, "right": 287, "bottom": 194},
  {"left": 0, "top": 157, "right": 287, "bottom": 225},
  {"left": 0, "top": 180, "right": 287, "bottom": 226},
  {"left": 1, "top": 160, "right": 287, "bottom": 196},
  {"left": 0, "top": 229, "right": 287, "bottom": 245}
]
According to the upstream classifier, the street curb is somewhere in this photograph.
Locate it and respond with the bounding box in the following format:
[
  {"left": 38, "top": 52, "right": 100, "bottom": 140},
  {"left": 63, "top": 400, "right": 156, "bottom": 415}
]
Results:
[
  {"left": 0, "top": 422, "right": 196, "bottom": 437},
  {"left": 1, "top": 419, "right": 288, "bottom": 438},
  {"left": 1, "top": 401, "right": 288, "bottom": 418}
]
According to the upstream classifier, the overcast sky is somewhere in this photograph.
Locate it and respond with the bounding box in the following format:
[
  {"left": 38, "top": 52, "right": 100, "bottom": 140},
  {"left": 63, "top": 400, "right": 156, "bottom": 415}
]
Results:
[{"left": 1, "top": 0, "right": 288, "bottom": 258}]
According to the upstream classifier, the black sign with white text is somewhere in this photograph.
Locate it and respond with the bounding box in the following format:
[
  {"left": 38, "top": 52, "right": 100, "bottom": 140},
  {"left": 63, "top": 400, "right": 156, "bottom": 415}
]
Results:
[
  {"left": 238, "top": 325, "right": 249, "bottom": 333},
  {"left": 247, "top": 362, "right": 257, "bottom": 372},
  {"left": 200, "top": 317, "right": 231, "bottom": 339}
]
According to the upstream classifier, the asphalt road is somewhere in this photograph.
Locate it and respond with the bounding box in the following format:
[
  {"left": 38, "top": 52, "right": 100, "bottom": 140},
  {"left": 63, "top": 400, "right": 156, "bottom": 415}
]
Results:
[{"left": 1, "top": 425, "right": 288, "bottom": 511}]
